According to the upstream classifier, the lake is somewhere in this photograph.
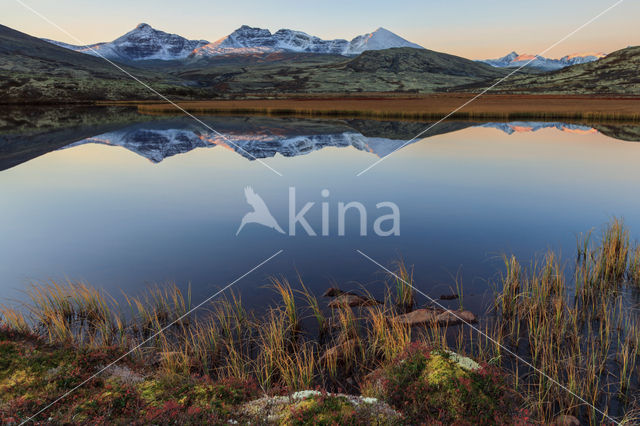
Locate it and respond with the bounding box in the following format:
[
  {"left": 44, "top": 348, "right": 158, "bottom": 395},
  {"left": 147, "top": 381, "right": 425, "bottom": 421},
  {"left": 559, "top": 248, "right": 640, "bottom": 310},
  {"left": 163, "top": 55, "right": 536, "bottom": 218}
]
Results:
[{"left": 2, "top": 108, "right": 640, "bottom": 315}]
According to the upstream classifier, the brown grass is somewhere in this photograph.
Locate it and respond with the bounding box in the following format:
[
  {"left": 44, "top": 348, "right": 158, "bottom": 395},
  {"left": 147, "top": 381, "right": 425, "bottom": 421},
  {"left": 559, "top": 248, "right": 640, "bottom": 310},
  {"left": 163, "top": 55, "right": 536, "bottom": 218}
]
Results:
[{"left": 124, "top": 93, "right": 640, "bottom": 122}]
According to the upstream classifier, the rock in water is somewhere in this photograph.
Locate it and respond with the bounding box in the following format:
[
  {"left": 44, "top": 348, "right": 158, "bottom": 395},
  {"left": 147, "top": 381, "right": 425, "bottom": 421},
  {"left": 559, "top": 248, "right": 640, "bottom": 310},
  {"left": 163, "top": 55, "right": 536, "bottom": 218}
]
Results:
[
  {"left": 554, "top": 415, "right": 581, "bottom": 426},
  {"left": 328, "top": 294, "right": 381, "bottom": 308},
  {"left": 394, "top": 308, "right": 477, "bottom": 326},
  {"left": 439, "top": 293, "right": 459, "bottom": 300},
  {"left": 322, "top": 287, "right": 357, "bottom": 297},
  {"left": 319, "top": 337, "right": 358, "bottom": 364}
]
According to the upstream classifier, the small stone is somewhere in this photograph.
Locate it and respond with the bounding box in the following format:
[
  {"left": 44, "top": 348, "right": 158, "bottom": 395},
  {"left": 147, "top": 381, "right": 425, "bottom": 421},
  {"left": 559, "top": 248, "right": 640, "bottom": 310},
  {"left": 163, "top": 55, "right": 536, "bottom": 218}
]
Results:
[{"left": 554, "top": 415, "right": 581, "bottom": 426}]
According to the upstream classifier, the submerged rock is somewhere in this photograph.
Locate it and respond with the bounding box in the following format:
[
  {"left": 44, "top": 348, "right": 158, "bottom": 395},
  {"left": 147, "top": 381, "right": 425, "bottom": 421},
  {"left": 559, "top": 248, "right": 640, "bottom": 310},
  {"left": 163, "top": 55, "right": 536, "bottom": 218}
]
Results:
[
  {"left": 328, "top": 294, "right": 381, "bottom": 308},
  {"left": 319, "top": 337, "right": 358, "bottom": 364},
  {"left": 322, "top": 287, "right": 356, "bottom": 297},
  {"left": 394, "top": 308, "right": 477, "bottom": 326},
  {"left": 554, "top": 415, "right": 581, "bottom": 426},
  {"left": 439, "top": 293, "right": 459, "bottom": 300}
]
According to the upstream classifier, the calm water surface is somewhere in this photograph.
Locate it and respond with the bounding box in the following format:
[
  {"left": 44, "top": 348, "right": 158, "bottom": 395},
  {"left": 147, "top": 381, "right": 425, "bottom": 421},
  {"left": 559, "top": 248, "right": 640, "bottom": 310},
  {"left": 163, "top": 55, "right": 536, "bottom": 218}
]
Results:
[{"left": 1, "top": 111, "right": 640, "bottom": 315}]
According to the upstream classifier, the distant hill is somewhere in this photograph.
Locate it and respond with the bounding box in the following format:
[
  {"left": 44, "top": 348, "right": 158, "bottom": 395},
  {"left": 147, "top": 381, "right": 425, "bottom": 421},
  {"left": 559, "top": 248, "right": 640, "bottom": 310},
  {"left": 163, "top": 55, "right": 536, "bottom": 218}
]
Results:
[
  {"left": 345, "top": 48, "right": 505, "bottom": 78},
  {"left": 182, "top": 47, "right": 509, "bottom": 94},
  {"left": 0, "top": 24, "right": 205, "bottom": 103},
  {"left": 480, "top": 46, "right": 640, "bottom": 95}
]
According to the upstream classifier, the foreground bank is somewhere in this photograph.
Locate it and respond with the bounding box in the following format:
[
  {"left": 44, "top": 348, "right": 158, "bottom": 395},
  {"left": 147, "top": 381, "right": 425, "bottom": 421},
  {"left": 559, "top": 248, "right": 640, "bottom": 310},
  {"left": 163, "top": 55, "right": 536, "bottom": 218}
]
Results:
[{"left": 1, "top": 219, "right": 639, "bottom": 424}]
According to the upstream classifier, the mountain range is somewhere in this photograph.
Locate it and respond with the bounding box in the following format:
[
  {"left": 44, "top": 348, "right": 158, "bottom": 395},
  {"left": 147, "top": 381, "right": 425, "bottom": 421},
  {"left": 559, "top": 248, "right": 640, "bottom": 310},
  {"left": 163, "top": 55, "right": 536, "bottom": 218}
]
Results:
[
  {"left": 476, "top": 46, "right": 640, "bottom": 95},
  {"left": 43, "top": 24, "right": 424, "bottom": 62},
  {"left": 1, "top": 22, "right": 638, "bottom": 102},
  {"left": 480, "top": 51, "right": 607, "bottom": 70},
  {"left": 42, "top": 23, "right": 607, "bottom": 72}
]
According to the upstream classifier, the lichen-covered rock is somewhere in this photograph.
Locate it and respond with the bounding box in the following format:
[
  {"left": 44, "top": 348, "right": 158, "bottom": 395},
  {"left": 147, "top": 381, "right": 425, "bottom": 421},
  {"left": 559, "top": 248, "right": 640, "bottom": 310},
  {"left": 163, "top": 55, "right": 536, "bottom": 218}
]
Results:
[{"left": 242, "top": 390, "right": 402, "bottom": 425}]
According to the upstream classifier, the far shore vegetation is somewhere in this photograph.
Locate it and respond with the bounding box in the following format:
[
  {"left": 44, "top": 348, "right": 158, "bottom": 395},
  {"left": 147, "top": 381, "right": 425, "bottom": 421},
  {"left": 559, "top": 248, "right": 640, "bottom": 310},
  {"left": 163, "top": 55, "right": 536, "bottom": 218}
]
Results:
[
  {"left": 105, "top": 93, "right": 640, "bottom": 122},
  {"left": 1, "top": 219, "right": 640, "bottom": 424}
]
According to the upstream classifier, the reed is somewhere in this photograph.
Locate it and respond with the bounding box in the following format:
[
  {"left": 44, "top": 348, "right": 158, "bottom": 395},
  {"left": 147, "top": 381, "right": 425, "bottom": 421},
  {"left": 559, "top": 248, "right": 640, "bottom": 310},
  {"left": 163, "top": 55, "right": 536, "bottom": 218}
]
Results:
[
  {"left": 297, "top": 279, "right": 327, "bottom": 336},
  {"left": 366, "top": 304, "right": 411, "bottom": 364},
  {"left": 480, "top": 218, "right": 640, "bottom": 423},
  {"left": 629, "top": 244, "right": 640, "bottom": 284},
  {"left": 0, "top": 304, "right": 30, "bottom": 333},
  {"left": 391, "top": 259, "right": 415, "bottom": 313},
  {"left": 270, "top": 276, "right": 299, "bottom": 332}
]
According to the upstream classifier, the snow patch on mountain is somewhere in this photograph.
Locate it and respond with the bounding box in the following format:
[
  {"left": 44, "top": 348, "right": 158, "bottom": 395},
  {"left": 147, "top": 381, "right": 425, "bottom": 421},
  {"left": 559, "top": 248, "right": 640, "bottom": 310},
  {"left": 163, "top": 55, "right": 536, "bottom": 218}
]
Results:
[{"left": 42, "top": 23, "right": 209, "bottom": 61}]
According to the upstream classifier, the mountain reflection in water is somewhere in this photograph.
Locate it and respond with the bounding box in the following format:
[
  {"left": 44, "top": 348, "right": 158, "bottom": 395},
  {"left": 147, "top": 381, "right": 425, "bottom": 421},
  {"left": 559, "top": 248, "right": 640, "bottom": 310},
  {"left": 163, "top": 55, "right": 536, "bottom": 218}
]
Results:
[{"left": 1, "top": 107, "right": 639, "bottom": 170}]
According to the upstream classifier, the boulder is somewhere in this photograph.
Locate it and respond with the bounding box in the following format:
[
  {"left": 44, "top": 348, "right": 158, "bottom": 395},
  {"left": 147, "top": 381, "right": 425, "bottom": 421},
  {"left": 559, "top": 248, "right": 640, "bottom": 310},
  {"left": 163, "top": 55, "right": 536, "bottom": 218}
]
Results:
[
  {"left": 394, "top": 308, "right": 477, "bottom": 326},
  {"left": 436, "top": 309, "right": 477, "bottom": 325}
]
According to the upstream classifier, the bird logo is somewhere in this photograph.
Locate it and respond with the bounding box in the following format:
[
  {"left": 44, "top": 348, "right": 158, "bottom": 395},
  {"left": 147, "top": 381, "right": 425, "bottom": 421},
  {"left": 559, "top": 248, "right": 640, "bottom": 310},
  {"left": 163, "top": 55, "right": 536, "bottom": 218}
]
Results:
[{"left": 236, "top": 186, "right": 285, "bottom": 235}]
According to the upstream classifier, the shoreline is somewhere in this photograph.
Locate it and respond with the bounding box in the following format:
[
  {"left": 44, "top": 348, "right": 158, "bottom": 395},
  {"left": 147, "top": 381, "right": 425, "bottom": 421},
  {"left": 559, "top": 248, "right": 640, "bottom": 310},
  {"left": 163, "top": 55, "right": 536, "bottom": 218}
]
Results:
[{"left": 111, "top": 93, "right": 640, "bottom": 122}]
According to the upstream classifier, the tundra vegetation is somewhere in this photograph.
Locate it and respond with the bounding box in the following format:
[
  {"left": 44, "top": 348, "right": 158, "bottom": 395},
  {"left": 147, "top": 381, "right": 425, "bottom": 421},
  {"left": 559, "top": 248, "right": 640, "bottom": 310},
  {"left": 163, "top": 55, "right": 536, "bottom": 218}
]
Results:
[{"left": 1, "top": 219, "right": 640, "bottom": 424}]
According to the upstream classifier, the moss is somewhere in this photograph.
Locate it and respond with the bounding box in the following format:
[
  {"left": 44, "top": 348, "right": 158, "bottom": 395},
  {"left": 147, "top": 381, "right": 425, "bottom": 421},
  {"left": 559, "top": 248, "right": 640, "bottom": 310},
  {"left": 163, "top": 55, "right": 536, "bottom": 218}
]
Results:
[
  {"left": 283, "top": 395, "right": 357, "bottom": 425},
  {"left": 362, "top": 344, "right": 517, "bottom": 425},
  {"left": 422, "top": 351, "right": 468, "bottom": 386}
]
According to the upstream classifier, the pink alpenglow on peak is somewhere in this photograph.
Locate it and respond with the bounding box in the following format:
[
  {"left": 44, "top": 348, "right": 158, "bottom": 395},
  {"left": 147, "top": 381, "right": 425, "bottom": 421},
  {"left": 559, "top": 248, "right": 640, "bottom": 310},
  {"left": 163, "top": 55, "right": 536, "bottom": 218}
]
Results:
[{"left": 480, "top": 51, "right": 607, "bottom": 70}]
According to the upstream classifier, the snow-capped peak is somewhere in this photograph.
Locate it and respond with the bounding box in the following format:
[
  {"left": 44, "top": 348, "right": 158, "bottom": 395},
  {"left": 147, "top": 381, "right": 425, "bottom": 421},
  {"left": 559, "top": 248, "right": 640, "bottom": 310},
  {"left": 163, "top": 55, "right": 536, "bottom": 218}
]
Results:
[
  {"left": 42, "top": 24, "right": 209, "bottom": 61},
  {"left": 479, "top": 51, "right": 606, "bottom": 70},
  {"left": 43, "top": 24, "right": 424, "bottom": 60},
  {"left": 192, "top": 25, "right": 423, "bottom": 57},
  {"left": 345, "top": 27, "right": 423, "bottom": 55}
]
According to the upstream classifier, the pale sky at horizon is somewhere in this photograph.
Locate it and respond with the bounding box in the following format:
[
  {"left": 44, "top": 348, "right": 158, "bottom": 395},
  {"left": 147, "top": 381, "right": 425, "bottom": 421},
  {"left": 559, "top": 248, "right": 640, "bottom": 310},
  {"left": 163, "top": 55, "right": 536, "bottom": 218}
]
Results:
[{"left": 3, "top": 0, "right": 639, "bottom": 59}]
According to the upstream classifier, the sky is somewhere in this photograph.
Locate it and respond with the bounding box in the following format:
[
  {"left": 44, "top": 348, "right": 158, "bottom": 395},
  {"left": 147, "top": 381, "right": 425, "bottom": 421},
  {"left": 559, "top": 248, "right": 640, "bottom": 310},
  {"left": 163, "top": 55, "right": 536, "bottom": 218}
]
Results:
[{"left": 2, "top": 0, "right": 639, "bottom": 59}]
